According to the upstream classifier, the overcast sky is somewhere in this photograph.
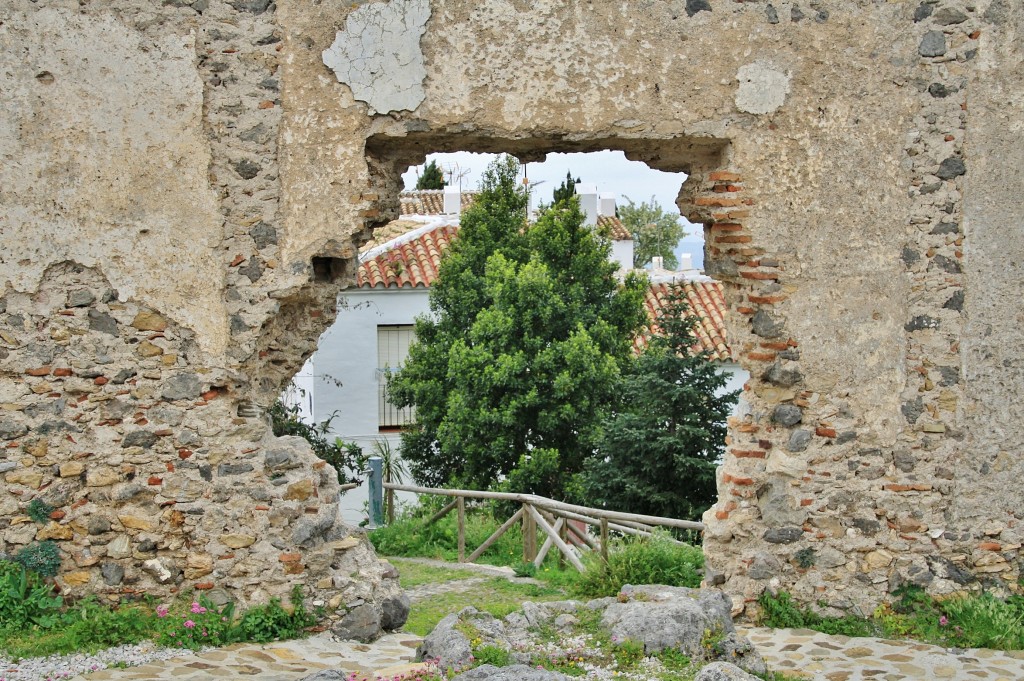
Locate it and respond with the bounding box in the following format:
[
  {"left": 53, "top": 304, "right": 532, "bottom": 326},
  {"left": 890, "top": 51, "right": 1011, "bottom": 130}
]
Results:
[{"left": 401, "top": 150, "right": 706, "bottom": 267}]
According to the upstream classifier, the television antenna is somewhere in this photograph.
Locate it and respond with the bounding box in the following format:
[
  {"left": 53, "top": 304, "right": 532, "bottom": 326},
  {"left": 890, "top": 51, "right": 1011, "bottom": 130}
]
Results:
[{"left": 441, "top": 162, "right": 470, "bottom": 191}]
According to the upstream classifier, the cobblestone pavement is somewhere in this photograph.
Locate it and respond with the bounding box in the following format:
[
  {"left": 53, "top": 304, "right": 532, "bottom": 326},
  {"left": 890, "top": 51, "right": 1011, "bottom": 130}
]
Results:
[
  {"left": 741, "top": 626, "right": 1024, "bottom": 680},
  {"left": 68, "top": 631, "right": 426, "bottom": 681},
  {"left": 61, "top": 566, "right": 1024, "bottom": 681}
]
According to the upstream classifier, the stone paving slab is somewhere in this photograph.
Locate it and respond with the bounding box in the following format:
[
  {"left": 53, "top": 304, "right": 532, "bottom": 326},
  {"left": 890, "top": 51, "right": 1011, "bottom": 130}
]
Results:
[
  {"left": 67, "top": 632, "right": 425, "bottom": 681},
  {"left": 67, "top": 625, "right": 1024, "bottom": 681},
  {"left": 741, "top": 626, "right": 1024, "bottom": 680}
]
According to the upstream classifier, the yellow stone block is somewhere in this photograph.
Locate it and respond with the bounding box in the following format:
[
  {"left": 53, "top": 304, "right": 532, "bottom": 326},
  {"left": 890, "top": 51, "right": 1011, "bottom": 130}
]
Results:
[
  {"left": 136, "top": 340, "right": 164, "bottom": 357},
  {"left": 220, "top": 534, "right": 256, "bottom": 549},
  {"left": 37, "top": 522, "right": 73, "bottom": 540},
  {"left": 62, "top": 571, "right": 92, "bottom": 587},
  {"left": 118, "top": 514, "right": 158, "bottom": 531},
  {"left": 5, "top": 470, "right": 43, "bottom": 488},
  {"left": 60, "top": 461, "right": 86, "bottom": 477},
  {"left": 283, "top": 479, "right": 315, "bottom": 501},
  {"left": 328, "top": 536, "right": 360, "bottom": 551}
]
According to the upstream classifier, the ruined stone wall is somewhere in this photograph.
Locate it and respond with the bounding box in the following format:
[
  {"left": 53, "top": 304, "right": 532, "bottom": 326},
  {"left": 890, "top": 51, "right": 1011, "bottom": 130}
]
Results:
[{"left": 1, "top": 0, "right": 1021, "bottom": 624}]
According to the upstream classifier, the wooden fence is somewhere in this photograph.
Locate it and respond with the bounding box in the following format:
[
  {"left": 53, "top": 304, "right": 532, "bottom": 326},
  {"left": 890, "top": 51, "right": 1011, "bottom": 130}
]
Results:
[{"left": 380, "top": 482, "right": 705, "bottom": 572}]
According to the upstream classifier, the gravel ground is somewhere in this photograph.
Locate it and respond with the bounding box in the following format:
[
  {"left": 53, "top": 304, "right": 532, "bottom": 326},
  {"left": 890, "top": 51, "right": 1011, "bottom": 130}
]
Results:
[{"left": 0, "top": 642, "right": 198, "bottom": 681}]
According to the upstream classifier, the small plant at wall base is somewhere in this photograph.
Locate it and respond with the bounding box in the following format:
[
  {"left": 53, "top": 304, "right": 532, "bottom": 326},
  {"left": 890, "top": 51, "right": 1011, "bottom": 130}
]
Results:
[
  {"left": 758, "top": 588, "right": 1024, "bottom": 650},
  {"left": 25, "top": 498, "right": 55, "bottom": 524},
  {"left": 268, "top": 399, "right": 364, "bottom": 485},
  {"left": 14, "top": 541, "right": 62, "bottom": 578}
]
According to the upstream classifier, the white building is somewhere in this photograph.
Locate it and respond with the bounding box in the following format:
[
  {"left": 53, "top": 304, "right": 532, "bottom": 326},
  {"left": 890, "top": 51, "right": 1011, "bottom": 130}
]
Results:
[{"left": 288, "top": 187, "right": 748, "bottom": 522}]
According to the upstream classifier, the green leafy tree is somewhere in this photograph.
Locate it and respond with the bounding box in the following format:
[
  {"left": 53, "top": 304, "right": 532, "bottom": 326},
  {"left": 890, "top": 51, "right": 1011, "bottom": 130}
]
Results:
[
  {"left": 619, "top": 196, "right": 686, "bottom": 269},
  {"left": 416, "top": 159, "right": 446, "bottom": 190},
  {"left": 390, "top": 156, "right": 648, "bottom": 499},
  {"left": 579, "top": 286, "right": 739, "bottom": 520},
  {"left": 552, "top": 170, "right": 580, "bottom": 205}
]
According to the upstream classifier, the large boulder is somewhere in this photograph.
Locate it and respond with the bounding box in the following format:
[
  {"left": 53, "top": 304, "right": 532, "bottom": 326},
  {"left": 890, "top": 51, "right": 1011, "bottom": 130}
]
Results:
[
  {"left": 695, "top": 661, "right": 763, "bottom": 681},
  {"left": 416, "top": 609, "right": 480, "bottom": 669},
  {"left": 451, "top": 665, "right": 570, "bottom": 681},
  {"left": 600, "top": 585, "right": 734, "bottom": 655}
]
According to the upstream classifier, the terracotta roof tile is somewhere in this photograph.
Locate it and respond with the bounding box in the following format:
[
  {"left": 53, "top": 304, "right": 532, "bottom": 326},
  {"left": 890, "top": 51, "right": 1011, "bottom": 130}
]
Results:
[
  {"left": 358, "top": 224, "right": 459, "bottom": 289},
  {"left": 597, "top": 215, "right": 632, "bottom": 241},
  {"left": 636, "top": 281, "right": 733, "bottom": 362},
  {"left": 399, "top": 190, "right": 478, "bottom": 216},
  {"left": 358, "top": 222, "right": 732, "bottom": 361}
]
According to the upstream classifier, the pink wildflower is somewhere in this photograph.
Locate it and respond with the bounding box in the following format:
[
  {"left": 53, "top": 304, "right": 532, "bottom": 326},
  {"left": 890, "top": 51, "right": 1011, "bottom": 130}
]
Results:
[
  {"left": 184, "top": 619, "right": 196, "bottom": 628},
  {"left": 156, "top": 605, "right": 169, "bottom": 618},
  {"left": 939, "top": 615, "right": 949, "bottom": 626},
  {"left": 190, "top": 602, "right": 207, "bottom": 614}
]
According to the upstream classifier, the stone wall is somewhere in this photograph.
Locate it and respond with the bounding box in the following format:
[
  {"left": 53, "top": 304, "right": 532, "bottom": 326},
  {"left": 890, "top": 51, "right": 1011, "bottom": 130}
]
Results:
[{"left": 1, "top": 0, "right": 1021, "bottom": 624}]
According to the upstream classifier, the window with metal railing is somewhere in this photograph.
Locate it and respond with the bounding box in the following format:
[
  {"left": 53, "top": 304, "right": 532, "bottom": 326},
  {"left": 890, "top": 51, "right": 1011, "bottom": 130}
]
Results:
[{"left": 377, "top": 325, "right": 416, "bottom": 429}]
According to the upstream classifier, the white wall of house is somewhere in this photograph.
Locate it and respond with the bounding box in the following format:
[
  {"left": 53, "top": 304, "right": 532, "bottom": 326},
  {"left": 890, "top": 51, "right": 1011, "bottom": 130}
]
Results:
[
  {"left": 612, "top": 240, "right": 634, "bottom": 272},
  {"left": 304, "top": 287, "right": 430, "bottom": 524},
  {"left": 718, "top": 361, "right": 750, "bottom": 404}
]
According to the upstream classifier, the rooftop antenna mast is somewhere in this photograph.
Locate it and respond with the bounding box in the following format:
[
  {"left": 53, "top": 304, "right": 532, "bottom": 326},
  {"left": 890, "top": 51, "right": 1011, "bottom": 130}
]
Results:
[{"left": 441, "top": 162, "right": 470, "bottom": 191}]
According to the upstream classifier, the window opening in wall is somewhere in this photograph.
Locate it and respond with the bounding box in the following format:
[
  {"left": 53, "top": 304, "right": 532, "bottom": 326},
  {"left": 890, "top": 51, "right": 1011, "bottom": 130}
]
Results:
[
  {"left": 403, "top": 149, "right": 705, "bottom": 271},
  {"left": 377, "top": 324, "right": 416, "bottom": 430}
]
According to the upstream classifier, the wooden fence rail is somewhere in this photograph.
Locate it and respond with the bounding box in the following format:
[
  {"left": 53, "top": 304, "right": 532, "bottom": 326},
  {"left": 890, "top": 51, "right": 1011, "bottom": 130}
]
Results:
[{"left": 376, "top": 480, "right": 704, "bottom": 573}]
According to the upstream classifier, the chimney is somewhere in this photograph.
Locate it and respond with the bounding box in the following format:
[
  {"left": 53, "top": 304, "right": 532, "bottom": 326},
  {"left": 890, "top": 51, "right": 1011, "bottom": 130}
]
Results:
[
  {"left": 576, "top": 183, "right": 598, "bottom": 226},
  {"left": 678, "top": 253, "right": 693, "bottom": 270},
  {"left": 651, "top": 255, "right": 664, "bottom": 270},
  {"left": 443, "top": 185, "right": 461, "bottom": 215},
  {"left": 599, "top": 193, "right": 616, "bottom": 218}
]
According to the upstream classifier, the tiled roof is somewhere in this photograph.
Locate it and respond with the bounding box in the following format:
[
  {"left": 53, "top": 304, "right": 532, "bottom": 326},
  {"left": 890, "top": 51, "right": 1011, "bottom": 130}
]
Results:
[
  {"left": 597, "top": 215, "right": 632, "bottom": 241},
  {"left": 358, "top": 222, "right": 732, "bottom": 362},
  {"left": 637, "top": 281, "right": 733, "bottom": 362},
  {"left": 399, "top": 190, "right": 478, "bottom": 216},
  {"left": 358, "top": 224, "right": 459, "bottom": 289}
]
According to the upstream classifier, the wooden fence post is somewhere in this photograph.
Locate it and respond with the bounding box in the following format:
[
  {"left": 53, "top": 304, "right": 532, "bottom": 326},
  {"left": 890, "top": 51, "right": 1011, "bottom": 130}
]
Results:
[
  {"left": 600, "top": 517, "right": 609, "bottom": 563},
  {"left": 457, "top": 496, "right": 466, "bottom": 563},
  {"left": 523, "top": 503, "right": 537, "bottom": 562}
]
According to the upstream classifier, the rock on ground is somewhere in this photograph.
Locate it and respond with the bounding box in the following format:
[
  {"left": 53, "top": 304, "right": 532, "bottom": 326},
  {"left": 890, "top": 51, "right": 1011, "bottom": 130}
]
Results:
[
  {"left": 451, "top": 664, "right": 570, "bottom": 681},
  {"left": 695, "top": 661, "right": 763, "bottom": 681},
  {"left": 600, "top": 584, "right": 735, "bottom": 656}
]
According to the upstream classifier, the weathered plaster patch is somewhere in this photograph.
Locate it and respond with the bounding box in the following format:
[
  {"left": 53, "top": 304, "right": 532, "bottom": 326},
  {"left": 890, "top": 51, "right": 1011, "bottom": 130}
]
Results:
[
  {"left": 321, "top": 0, "right": 430, "bottom": 115},
  {"left": 735, "top": 60, "right": 791, "bottom": 114}
]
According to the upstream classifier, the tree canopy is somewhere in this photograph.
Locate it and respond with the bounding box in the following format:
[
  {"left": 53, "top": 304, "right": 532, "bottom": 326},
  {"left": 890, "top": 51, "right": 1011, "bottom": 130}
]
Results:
[
  {"left": 619, "top": 196, "right": 687, "bottom": 269},
  {"left": 389, "top": 156, "right": 648, "bottom": 500},
  {"left": 552, "top": 170, "right": 580, "bottom": 205},
  {"left": 416, "top": 159, "right": 446, "bottom": 190},
  {"left": 578, "top": 287, "right": 738, "bottom": 520}
]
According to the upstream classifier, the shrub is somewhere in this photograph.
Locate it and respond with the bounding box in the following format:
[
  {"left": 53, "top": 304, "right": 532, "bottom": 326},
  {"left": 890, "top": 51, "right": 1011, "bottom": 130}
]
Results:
[
  {"left": 0, "top": 560, "right": 63, "bottom": 632},
  {"left": 941, "top": 592, "right": 1024, "bottom": 650},
  {"left": 233, "top": 586, "right": 316, "bottom": 643},
  {"left": 14, "top": 540, "right": 62, "bottom": 578},
  {"left": 570, "top": 532, "right": 704, "bottom": 599},
  {"left": 25, "top": 499, "right": 55, "bottom": 524}
]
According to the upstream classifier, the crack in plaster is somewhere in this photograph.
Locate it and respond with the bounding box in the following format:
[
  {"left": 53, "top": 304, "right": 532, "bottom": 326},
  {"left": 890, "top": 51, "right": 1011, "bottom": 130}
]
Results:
[{"left": 322, "top": 0, "right": 430, "bottom": 115}]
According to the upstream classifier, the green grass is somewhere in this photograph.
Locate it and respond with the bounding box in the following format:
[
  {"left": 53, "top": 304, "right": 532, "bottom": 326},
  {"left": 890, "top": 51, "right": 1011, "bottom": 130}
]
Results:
[
  {"left": 402, "top": 576, "right": 566, "bottom": 636},
  {"left": 0, "top": 560, "right": 318, "bottom": 660},
  {"left": 370, "top": 502, "right": 526, "bottom": 567},
  {"left": 759, "top": 587, "right": 1024, "bottom": 651},
  {"left": 390, "top": 558, "right": 480, "bottom": 588},
  {"left": 570, "top": 532, "right": 704, "bottom": 599}
]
